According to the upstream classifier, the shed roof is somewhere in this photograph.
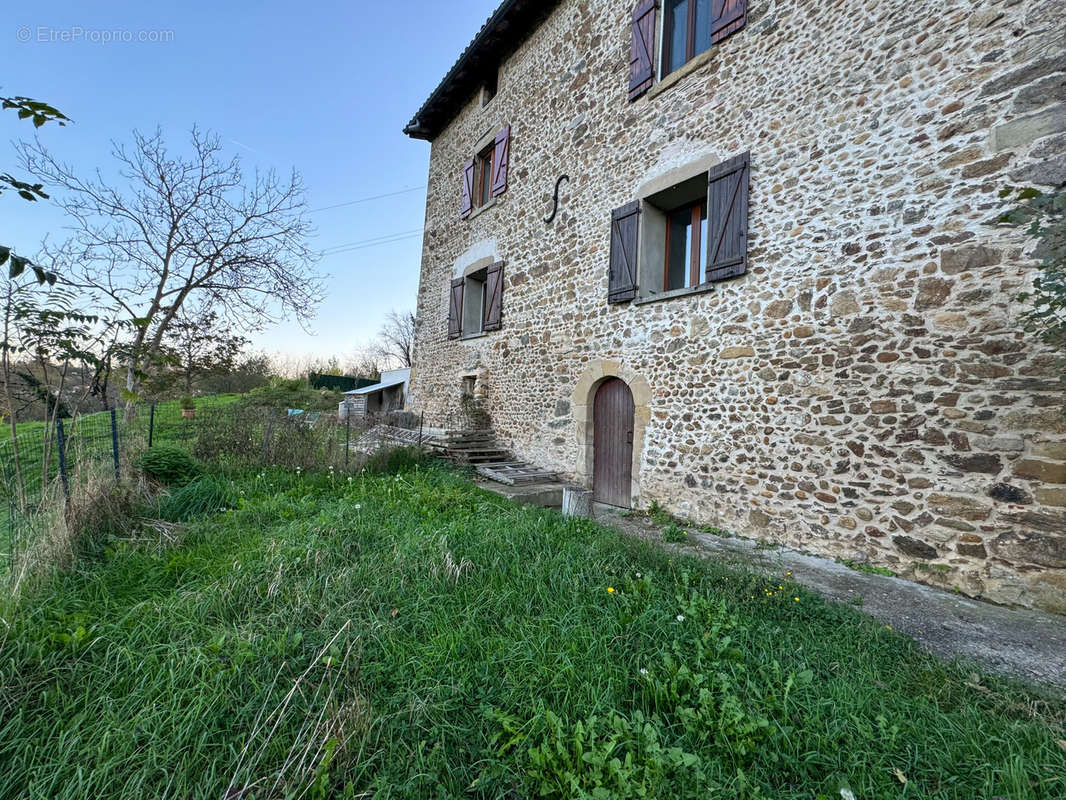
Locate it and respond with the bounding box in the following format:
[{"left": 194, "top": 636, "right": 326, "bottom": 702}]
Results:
[
  {"left": 403, "top": 0, "right": 563, "bottom": 141},
  {"left": 343, "top": 377, "right": 406, "bottom": 396}
]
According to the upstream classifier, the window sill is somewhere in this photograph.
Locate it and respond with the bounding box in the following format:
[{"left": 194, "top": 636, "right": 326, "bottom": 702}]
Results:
[
  {"left": 459, "top": 331, "right": 489, "bottom": 341},
  {"left": 646, "top": 48, "right": 715, "bottom": 101},
  {"left": 466, "top": 196, "right": 499, "bottom": 221},
  {"left": 633, "top": 283, "right": 716, "bottom": 306}
]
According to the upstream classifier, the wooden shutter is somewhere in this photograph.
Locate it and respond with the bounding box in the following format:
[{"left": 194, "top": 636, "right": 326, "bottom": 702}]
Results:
[
  {"left": 461, "top": 158, "right": 475, "bottom": 219},
  {"left": 490, "top": 126, "right": 510, "bottom": 198},
  {"left": 483, "top": 261, "right": 504, "bottom": 331},
  {"left": 608, "top": 201, "right": 640, "bottom": 304},
  {"left": 448, "top": 277, "right": 465, "bottom": 339},
  {"left": 705, "top": 152, "right": 750, "bottom": 282},
  {"left": 711, "top": 0, "right": 747, "bottom": 43},
  {"left": 629, "top": 1, "right": 657, "bottom": 101}
]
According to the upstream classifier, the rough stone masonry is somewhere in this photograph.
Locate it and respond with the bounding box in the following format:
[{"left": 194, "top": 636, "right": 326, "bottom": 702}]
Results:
[{"left": 405, "top": 0, "right": 1066, "bottom": 613}]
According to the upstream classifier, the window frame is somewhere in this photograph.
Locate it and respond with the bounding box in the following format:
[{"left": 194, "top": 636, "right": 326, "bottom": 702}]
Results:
[
  {"left": 661, "top": 0, "right": 709, "bottom": 78},
  {"left": 663, "top": 199, "right": 707, "bottom": 292},
  {"left": 474, "top": 144, "right": 495, "bottom": 211},
  {"left": 461, "top": 267, "right": 489, "bottom": 337},
  {"left": 634, "top": 170, "right": 712, "bottom": 302}
]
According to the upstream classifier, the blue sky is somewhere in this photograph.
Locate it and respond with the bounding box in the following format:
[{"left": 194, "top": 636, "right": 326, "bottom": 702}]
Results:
[{"left": 5, "top": 0, "right": 498, "bottom": 359}]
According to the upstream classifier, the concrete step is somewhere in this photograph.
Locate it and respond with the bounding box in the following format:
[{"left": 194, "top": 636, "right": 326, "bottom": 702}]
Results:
[{"left": 476, "top": 480, "right": 565, "bottom": 508}]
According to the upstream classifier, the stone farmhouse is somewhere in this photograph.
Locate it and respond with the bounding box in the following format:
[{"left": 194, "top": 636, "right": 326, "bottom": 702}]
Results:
[{"left": 402, "top": 0, "right": 1066, "bottom": 613}]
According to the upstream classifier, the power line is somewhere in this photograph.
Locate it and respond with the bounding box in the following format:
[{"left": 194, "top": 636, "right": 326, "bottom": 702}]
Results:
[
  {"left": 321, "top": 236, "right": 423, "bottom": 258},
  {"left": 309, "top": 185, "right": 427, "bottom": 213},
  {"left": 320, "top": 228, "right": 424, "bottom": 255},
  {"left": 319, "top": 230, "right": 424, "bottom": 258}
]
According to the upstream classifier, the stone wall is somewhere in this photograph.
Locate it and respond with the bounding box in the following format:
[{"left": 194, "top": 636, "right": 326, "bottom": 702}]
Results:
[{"left": 407, "top": 0, "right": 1066, "bottom": 613}]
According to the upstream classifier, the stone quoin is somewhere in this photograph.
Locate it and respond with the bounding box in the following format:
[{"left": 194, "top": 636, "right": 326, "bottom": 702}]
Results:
[{"left": 402, "top": 0, "right": 1066, "bottom": 614}]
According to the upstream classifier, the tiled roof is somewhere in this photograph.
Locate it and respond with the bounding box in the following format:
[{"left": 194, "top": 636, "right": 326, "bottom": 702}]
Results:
[{"left": 403, "top": 0, "right": 564, "bottom": 141}]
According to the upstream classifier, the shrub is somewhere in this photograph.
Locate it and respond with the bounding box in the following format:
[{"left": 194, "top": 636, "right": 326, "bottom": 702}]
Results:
[
  {"left": 179, "top": 395, "right": 195, "bottom": 411},
  {"left": 137, "top": 446, "right": 202, "bottom": 486},
  {"left": 194, "top": 405, "right": 344, "bottom": 472},
  {"left": 240, "top": 378, "right": 342, "bottom": 411},
  {"left": 159, "top": 475, "right": 234, "bottom": 522}
]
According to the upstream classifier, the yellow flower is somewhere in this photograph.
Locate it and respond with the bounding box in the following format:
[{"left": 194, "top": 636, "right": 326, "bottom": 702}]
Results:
[
  {"left": 794, "top": 597, "right": 800, "bottom": 602},
  {"left": 607, "top": 587, "right": 615, "bottom": 594}
]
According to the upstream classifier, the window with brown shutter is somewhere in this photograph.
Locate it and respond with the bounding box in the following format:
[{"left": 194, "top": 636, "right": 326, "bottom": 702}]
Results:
[
  {"left": 660, "top": 0, "right": 747, "bottom": 79},
  {"left": 608, "top": 201, "right": 640, "bottom": 304},
  {"left": 711, "top": 0, "right": 747, "bottom": 44},
  {"left": 462, "top": 125, "right": 511, "bottom": 217},
  {"left": 629, "top": 1, "right": 657, "bottom": 101},
  {"left": 448, "top": 277, "right": 465, "bottom": 339},
  {"left": 704, "top": 151, "right": 749, "bottom": 281},
  {"left": 461, "top": 159, "right": 475, "bottom": 220},
  {"left": 491, "top": 126, "right": 510, "bottom": 197},
  {"left": 612, "top": 152, "right": 750, "bottom": 305},
  {"left": 483, "top": 262, "right": 504, "bottom": 330},
  {"left": 448, "top": 262, "right": 507, "bottom": 338}
]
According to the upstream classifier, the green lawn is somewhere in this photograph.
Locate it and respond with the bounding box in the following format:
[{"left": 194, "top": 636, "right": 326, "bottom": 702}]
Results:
[{"left": 0, "top": 464, "right": 1063, "bottom": 799}]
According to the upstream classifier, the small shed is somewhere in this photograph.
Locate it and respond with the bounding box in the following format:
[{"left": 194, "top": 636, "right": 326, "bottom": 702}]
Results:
[{"left": 339, "top": 368, "right": 411, "bottom": 421}]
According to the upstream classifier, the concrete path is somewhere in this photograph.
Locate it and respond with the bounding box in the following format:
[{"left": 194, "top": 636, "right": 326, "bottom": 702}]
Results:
[{"left": 595, "top": 507, "right": 1066, "bottom": 693}]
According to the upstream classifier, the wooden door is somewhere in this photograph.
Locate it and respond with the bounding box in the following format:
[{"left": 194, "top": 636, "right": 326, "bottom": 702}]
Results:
[{"left": 593, "top": 378, "right": 635, "bottom": 508}]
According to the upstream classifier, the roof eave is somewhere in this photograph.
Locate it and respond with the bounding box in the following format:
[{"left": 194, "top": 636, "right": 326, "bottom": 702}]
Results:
[{"left": 402, "top": 0, "right": 563, "bottom": 142}]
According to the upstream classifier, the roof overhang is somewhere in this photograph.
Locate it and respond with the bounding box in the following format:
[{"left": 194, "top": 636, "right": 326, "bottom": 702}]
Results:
[
  {"left": 403, "top": 0, "right": 563, "bottom": 141},
  {"left": 344, "top": 377, "right": 406, "bottom": 396}
]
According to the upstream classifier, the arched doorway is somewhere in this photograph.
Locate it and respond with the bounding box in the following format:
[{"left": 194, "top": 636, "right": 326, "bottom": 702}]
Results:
[{"left": 593, "top": 378, "right": 635, "bottom": 508}]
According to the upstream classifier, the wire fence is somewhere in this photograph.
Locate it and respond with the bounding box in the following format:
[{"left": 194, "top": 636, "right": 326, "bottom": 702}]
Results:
[{"left": 0, "top": 401, "right": 454, "bottom": 586}]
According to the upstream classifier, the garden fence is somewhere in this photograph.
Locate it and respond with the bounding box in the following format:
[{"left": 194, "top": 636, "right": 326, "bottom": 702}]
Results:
[{"left": 0, "top": 402, "right": 441, "bottom": 584}]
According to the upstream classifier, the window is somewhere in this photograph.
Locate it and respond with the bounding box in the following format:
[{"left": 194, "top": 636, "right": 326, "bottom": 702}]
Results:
[
  {"left": 607, "top": 152, "right": 751, "bottom": 305},
  {"left": 461, "top": 375, "right": 477, "bottom": 397},
  {"left": 481, "top": 69, "right": 498, "bottom": 106},
  {"left": 462, "top": 267, "right": 488, "bottom": 334},
  {"left": 448, "top": 261, "right": 505, "bottom": 338},
  {"left": 460, "top": 126, "right": 511, "bottom": 219},
  {"left": 628, "top": 0, "right": 748, "bottom": 101},
  {"left": 636, "top": 172, "right": 710, "bottom": 297},
  {"left": 665, "top": 201, "right": 708, "bottom": 290},
  {"left": 475, "top": 145, "right": 494, "bottom": 210},
  {"left": 662, "top": 0, "right": 712, "bottom": 76}
]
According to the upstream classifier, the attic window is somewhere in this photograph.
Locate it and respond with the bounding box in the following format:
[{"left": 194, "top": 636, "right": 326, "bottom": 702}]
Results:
[{"left": 481, "top": 68, "right": 498, "bottom": 107}]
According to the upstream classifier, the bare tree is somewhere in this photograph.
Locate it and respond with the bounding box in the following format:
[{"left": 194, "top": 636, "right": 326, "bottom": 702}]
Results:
[
  {"left": 373, "top": 309, "right": 415, "bottom": 369},
  {"left": 344, "top": 349, "right": 382, "bottom": 382},
  {"left": 19, "top": 127, "right": 324, "bottom": 410}
]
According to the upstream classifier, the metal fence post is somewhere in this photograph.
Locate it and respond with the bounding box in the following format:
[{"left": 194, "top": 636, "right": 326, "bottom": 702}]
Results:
[
  {"left": 148, "top": 404, "right": 156, "bottom": 449},
  {"left": 345, "top": 411, "right": 351, "bottom": 468},
  {"left": 56, "top": 417, "right": 70, "bottom": 501},
  {"left": 418, "top": 411, "right": 424, "bottom": 448},
  {"left": 110, "top": 409, "right": 120, "bottom": 483}
]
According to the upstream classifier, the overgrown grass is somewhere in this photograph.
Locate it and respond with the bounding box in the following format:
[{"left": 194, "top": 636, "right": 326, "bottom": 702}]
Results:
[{"left": 0, "top": 464, "right": 1063, "bottom": 799}]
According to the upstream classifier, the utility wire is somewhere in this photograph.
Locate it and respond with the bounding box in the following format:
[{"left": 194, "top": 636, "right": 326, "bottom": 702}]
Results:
[
  {"left": 319, "top": 234, "right": 424, "bottom": 257},
  {"left": 320, "top": 233, "right": 424, "bottom": 257},
  {"left": 308, "top": 185, "right": 427, "bottom": 213},
  {"left": 320, "top": 228, "right": 424, "bottom": 255}
]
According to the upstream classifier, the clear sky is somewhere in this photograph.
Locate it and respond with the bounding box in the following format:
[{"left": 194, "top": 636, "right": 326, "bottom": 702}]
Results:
[{"left": 4, "top": 0, "right": 499, "bottom": 360}]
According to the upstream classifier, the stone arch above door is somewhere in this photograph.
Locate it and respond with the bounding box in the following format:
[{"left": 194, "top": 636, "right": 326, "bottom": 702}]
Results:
[{"left": 573, "top": 361, "right": 651, "bottom": 507}]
